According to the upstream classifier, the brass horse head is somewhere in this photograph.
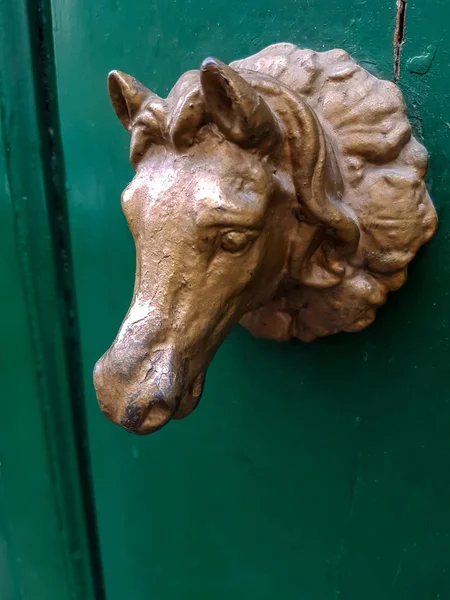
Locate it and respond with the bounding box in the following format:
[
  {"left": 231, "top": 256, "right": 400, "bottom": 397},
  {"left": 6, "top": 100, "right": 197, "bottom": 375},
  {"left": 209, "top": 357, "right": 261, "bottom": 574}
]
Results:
[{"left": 94, "top": 44, "right": 436, "bottom": 435}]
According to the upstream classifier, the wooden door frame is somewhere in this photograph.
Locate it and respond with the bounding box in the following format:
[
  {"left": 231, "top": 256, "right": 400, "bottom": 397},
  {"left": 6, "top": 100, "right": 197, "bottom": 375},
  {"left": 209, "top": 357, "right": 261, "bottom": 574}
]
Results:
[{"left": 0, "top": 0, "right": 104, "bottom": 598}]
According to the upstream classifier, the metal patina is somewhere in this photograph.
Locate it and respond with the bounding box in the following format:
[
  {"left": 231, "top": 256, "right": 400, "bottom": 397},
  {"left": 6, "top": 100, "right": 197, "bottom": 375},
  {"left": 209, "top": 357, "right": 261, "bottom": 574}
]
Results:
[{"left": 94, "top": 43, "right": 437, "bottom": 434}]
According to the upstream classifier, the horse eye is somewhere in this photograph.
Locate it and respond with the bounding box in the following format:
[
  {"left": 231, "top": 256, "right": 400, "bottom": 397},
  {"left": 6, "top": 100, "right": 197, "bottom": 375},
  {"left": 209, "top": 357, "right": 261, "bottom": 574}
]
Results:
[{"left": 220, "top": 231, "right": 252, "bottom": 253}]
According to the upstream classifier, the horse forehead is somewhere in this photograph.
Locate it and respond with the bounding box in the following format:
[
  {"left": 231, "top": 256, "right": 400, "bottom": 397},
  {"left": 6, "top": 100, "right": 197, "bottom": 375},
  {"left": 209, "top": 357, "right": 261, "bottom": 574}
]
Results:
[
  {"left": 123, "top": 164, "right": 178, "bottom": 205},
  {"left": 126, "top": 148, "right": 270, "bottom": 212},
  {"left": 133, "top": 167, "right": 224, "bottom": 204}
]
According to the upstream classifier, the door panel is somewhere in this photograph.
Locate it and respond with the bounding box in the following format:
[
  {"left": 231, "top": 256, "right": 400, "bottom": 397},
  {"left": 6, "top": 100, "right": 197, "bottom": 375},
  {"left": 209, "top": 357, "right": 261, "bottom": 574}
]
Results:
[
  {"left": 50, "top": 0, "right": 450, "bottom": 598},
  {"left": 0, "top": 1, "right": 100, "bottom": 598}
]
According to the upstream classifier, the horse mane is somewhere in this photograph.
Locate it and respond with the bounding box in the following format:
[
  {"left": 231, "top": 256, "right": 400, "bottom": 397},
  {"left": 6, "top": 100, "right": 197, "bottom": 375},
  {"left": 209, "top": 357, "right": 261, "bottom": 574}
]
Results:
[
  {"left": 232, "top": 44, "right": 437, "bottom": 341},
  {"left": 121, "top": 44, "right": 437, "bottom": 342}
]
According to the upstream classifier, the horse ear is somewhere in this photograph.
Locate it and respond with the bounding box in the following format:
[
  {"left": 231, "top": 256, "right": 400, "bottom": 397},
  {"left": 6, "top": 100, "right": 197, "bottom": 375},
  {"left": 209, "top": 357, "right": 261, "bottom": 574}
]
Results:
[
  {"left": 108, "top": 70, "right": 154, "bottom": 131},
  {"left": 200, "top": 57, "right": 281, "bottom": 153}
]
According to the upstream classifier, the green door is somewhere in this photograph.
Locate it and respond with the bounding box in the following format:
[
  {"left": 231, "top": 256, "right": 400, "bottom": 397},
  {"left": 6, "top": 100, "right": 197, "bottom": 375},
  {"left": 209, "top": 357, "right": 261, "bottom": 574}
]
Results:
[{"left": 2, "top": 0, "right": 450, "bottom": 598}]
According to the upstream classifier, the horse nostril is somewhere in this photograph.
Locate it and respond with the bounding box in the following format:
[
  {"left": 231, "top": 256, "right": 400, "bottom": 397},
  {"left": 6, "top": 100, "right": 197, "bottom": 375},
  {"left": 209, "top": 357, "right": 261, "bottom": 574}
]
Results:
[
  {"left": 120, "top": 402, "right": 146, "bottom": 432},
  {"left": 120, "top": 396, "right": 176, "bottom": 435},
  {"left": 140, "top": 401, "right": 174, "bottom": 433}
]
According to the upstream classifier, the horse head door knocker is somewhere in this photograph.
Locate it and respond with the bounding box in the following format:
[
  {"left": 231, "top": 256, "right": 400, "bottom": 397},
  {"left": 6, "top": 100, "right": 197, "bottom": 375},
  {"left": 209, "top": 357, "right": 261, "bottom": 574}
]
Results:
[{"left": 94, "top": 43, "right": 437, "bottom": 434}]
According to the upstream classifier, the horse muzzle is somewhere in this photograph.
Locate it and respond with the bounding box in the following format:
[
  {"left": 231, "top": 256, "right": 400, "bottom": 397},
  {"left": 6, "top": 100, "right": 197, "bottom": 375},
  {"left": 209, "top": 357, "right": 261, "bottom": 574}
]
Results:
[{"left": 93, "top": 345, "right": 205, "bottom": 435}]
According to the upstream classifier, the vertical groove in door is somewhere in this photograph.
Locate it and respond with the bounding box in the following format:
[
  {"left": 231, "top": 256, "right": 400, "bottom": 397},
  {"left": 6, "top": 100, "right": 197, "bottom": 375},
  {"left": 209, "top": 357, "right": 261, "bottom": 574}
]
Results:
[{"left": 24, "top": 1, "right": 107, "bottom": 598}]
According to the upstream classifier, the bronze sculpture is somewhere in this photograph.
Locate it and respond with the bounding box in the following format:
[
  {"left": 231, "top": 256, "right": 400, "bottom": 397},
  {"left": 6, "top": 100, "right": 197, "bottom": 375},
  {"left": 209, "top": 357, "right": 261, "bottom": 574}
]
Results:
[{"left": 94, "top": 43, "right": 437, "bottom": 435}]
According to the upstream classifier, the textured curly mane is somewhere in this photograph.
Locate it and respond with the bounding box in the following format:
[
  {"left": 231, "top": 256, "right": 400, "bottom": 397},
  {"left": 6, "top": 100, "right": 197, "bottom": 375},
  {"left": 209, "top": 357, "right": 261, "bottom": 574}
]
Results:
[
  {"left": 232, "top": 43, "right": 437, "bottom": 341},
  {"left": 109, "top": 43, "right": 437, "bottom": 343}
]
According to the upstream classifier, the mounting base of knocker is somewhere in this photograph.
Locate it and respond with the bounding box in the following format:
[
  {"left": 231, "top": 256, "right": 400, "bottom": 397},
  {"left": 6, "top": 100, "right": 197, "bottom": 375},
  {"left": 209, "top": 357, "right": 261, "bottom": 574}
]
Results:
[{"left": 94, "top": 43, "right": 437, "bottom": 434}]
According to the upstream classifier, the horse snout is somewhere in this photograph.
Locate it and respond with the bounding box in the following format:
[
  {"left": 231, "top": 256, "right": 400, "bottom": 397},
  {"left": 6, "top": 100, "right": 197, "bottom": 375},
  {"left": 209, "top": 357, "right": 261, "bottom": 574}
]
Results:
[{"left": 93, "top": 348, "right": 185, "bottom": 434}]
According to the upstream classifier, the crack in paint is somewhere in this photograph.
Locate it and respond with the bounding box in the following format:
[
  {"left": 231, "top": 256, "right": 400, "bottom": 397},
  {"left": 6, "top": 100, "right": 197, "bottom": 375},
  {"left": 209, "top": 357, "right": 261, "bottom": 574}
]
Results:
[{"left": 393, "top": 0, "right": 408, "bottom": 81}]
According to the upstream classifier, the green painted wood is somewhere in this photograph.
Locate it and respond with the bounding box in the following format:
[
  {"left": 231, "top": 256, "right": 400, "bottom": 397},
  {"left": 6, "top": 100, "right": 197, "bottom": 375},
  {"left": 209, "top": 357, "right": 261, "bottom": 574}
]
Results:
[
  {"left": 50, "top": 0, "right": 450, "bottom": 598},
  {"left": 0, "top": 1, "right": 103, "bottom": 598}
]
